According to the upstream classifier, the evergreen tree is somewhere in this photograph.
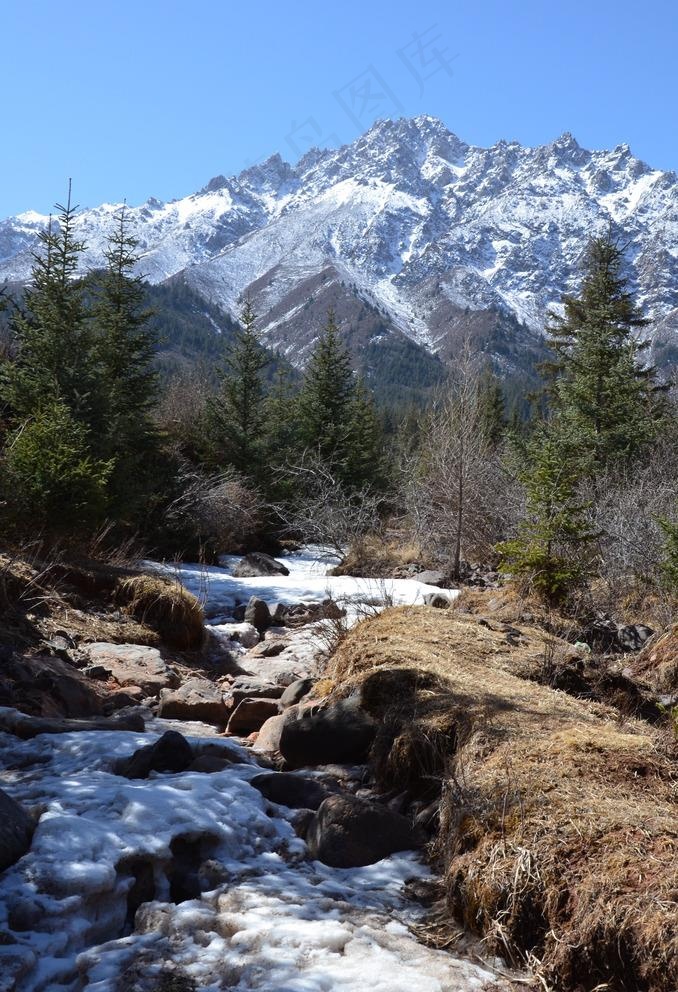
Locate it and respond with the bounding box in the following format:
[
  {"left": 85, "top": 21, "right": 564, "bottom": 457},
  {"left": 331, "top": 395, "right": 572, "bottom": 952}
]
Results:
[
  {"left": 497, "top": 422, "right": 597, "bottom": 602},
  {"left": 345, "top": 376, "right": 385, "bottom": 490},
  {"left": 206, "top": 299, "right": 270, "bottom": 479},
  {"left": 659, "top": 511, "right": 678, "bottom": 591},
  {"left": 544, "top": 234, "right": 663, "bottom": 470},
  {"left": 297, "top": 309, "right": 354, "bottom": 472},
  {"left": 477, "top": 368, "right": 506, "bottom": 444},
  {"left": 2, "top": 399, "right": 112, "bottom": 537},
  {"left": 1, "top": 184, "right": 97, "bottom": 426},
  {"left": 92, "top": 206, "right": 161, "bottom": 514}
]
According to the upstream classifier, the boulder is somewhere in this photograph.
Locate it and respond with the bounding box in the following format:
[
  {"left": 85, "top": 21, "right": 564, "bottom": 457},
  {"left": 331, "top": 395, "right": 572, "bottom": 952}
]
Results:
[
  {"left": 280, "top": 697, "right": 377, "bottom": 769},
  {"left": 0, "top": 706, "right": 144, "bottom": 739},
  {"left": 212, "top": 622, "right": 260, "bottom": 650},
  {"left": 250, "top": 772, "right": 332, "bottom": 810},
  {"left": 251, "top": 714, "right": 288, "bottom": 753},
  {"left": 114, "top": 730, "right": 193, "bottom": 779},
  {"left": 416, "top": 570, "right": 447, "bottom": 587},
  {"left": 226, "top": 697, "right": 280, "bottom": 735},
  {"left": 229, "top": 676, "right": 286, "bottom": 700},
  {"left": 233, "top": 553, "right": 289, "bottom": 578},
  {"left": 186, "top": 754, "right": 235, "bottom": 773},
  {"left": 617, "top": 624, "right": 654, "bottom": 653},
  {"left": 278, "top": 677, "right": 315, "bottom": 711},
  {"left": 306, "top": 794, "right": 421, "bottom": 867},
  {"left": 423, "top": 592, "right": 452, "bottom": 609},
  {"left": 0, "top": 652, "right": 104, "bottom": 719},
  {"left": 0, "top": 789, "right": 34, "bottom": 873},
  {"left": 244, "top": 597, "right": 272, "bottom": 633},
  {"left": 247, "top": 639, "right": 287, "bottom": 659},
  {"left": 81, "top": 643, "right": 178, "bottom": 696},
  {"left": 158, "top": 679, "right": 229, "bottom": 725}
]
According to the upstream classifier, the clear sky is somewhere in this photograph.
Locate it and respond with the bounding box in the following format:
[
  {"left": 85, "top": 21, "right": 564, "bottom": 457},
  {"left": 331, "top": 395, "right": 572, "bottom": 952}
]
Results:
[{"left": 2, "top": 0, "right": 677, "bottom": 218}]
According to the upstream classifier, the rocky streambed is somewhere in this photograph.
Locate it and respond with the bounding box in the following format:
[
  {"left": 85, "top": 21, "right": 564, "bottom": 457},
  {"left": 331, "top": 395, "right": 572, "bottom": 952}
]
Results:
[{"left": 0, "top": 547, "right": 515, "bottom": 992}]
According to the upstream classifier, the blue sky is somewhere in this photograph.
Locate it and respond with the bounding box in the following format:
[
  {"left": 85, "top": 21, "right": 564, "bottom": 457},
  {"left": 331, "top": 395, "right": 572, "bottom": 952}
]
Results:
[{"left": 2, "top": 0, "right": 677, "bottom": 217}]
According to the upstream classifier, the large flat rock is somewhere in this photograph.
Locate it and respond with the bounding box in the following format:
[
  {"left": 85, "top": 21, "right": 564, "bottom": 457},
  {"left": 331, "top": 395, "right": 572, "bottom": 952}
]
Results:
[
  {"left": 83, "top": 643, "right": 179, "bottom": 695},
  {"left": 158, "top": 678, "right": 230, "bottom": 725}
]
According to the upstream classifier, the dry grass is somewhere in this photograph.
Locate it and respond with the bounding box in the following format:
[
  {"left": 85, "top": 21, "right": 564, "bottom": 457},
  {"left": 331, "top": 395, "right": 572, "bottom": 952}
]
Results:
[
  {"left": 115, "top": 575, "right": 205, "bottom": 651},
  {"left": 331, "top": 533, "right": 427, "bottom": 578},
  {"left": 330, "top": 607, "right": 678, "bottom": 992},
  {"left": 627, "top": 625, "right": 678, "bottom": 694}
]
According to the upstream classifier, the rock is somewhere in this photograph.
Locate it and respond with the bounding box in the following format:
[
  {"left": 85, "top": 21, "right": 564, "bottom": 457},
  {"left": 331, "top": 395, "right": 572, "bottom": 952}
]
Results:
[
  {"left": 0, "top": 789, "right": 34, "bottom": 873},
  {"left": 247, "top": 639, "right": 287, "bottom": 658},
  {"left": 186, "top": 754, "right": 235, "bottom": 773},
  {"left": 213, "top": 622, "right": 260, "bottom": 650},
  {"left": 416, "top": 570, "right": 447, "bottom": 587},
  {"left": 228, "top": 676, "right": 286, "bottom": 700},
  {"left": 0, "top": 706, "right": 144, "bottom": 739},
  {"left": 0, "top": 652, "right": 105, "bottom": 719},
  {"left": 423, "top": 592, "right": 452, "bottom": 609},
  {"left": 617, "top": 624, "right": 654, "bottom": 652},
  {"left": 627, "top": 624, "right": 678, "bottom": 692},
  {"left": 158, "top": 679, "right": 229, "bottom": 725},
  {"left": 306, "top": 794, "right": 421, "bottom": 867},
  {"left": 283, "top": 600, "right": 345, "bottom": 628},
  {"left": 81, "top": 643, "right": 178, "bottom": 695},
  {"left": 244, "top": 597, "right": 272, "bottom": 633},
  {"left": 114, "top": 730, "right": 193, "bottom": 779},
  {"left": 250, "top": 772, "right": 332, "bottom": 810},
  {"left": 227, "top": 697, "right": 280, "bottom": 735},
  {"left": 278, "top": 677, "right": 315, "bottom": 711},
  {"left": 280, "top": 697, "right": 377, "bottom": 769},
  {"left": 233, "top": 553, "right": 289, "bottom": 578},
  {"left": 251, "top": 714, "right": 288, "bottom": 753}
]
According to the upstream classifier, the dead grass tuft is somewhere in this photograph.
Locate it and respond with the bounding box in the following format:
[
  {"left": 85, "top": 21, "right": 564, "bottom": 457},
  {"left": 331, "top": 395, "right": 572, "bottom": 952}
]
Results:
[
  {"left": 627, "top": 624, "right": 678, "bottom": 694},
  {"left": 115, "top": 575, "right": 205, "bottom": 650},
  {"left": 331, "top": 607, "right": 678, "bottom": 991},
  {"left": 331, "top": 533, "right": 427, "bottom": 578}
]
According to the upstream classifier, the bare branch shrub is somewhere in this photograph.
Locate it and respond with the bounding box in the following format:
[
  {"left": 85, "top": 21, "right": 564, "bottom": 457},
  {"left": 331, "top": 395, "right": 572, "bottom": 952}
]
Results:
[
  {"left": 401, "top": 345, "right": 522, "bottom": 578},
  {"left": 272, "top": 452, "right": 387, "bottom": 559},
  {"left": 163, "top": 464, "right": 265, "bottom": 558},
  {"left": 582, "top": 435, "right": 678, "bottom": 595}
]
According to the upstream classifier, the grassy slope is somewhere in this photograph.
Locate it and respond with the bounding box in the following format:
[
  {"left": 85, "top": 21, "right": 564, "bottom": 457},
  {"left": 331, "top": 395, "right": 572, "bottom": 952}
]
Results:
[{"left": 331, "top": 606, "right": 677, "bottom": 992}]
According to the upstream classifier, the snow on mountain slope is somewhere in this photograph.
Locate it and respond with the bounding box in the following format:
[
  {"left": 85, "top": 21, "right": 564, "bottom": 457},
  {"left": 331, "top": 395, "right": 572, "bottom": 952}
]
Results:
[{"left": 2, "top": 115, "right": 677, "bottom": 369}]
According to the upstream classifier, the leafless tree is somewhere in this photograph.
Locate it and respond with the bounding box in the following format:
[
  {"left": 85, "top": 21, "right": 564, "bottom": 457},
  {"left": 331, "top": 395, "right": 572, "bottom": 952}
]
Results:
[
  {"left": 163, "top": 464, "right": 265, "bottom": 556},
  {"left": 272, "top": 451, "right": 387, "bottom": 559},
  {"left": 402, "top": 344, "right": 520, "bottom": 579}
]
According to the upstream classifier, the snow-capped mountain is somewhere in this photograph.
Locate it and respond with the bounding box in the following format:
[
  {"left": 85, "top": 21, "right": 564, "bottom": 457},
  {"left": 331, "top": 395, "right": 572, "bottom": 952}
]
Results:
[{"left": 2, "top": 115, "right": 678, "bottom": 375}]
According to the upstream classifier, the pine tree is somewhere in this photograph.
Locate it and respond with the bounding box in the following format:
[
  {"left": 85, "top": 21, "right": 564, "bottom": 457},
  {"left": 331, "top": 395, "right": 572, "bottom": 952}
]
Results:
[
  {"left": 497, "top": 422, "right": 597, "bottom": 602},
  {"left": 345, "top": 376, "right": 385, "bottom": 490},
  {"left": 206, "top": 299, "right": 270, "bottom": 479},
  {"left": 297, "top": 309, "right": 354, "bottom": 474},
  {"left": 477, "top": 368, "right": 506, "bottom": 444},
  {"left": 1, "top": 184, "right": 97, "bottom": 426},
  {"left": 92, "top": 205, "right": 161, "bottom": 514},
  {"left": 659, "top": 512, "right": 678, "bottom": 591},
  {"left": 544, "top": 234, "right": 664, "bottom": 470}
]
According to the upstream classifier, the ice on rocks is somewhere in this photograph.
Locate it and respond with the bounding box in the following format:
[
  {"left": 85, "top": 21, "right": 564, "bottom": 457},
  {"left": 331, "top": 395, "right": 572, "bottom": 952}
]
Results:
[{"left": 0, "top": 547, "right": 509, "bottom": 992}]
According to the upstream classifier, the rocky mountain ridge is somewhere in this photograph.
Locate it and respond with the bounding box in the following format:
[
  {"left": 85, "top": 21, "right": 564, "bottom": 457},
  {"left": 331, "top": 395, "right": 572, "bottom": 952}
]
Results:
[{"left": 2, "top": 115, "right": 677, "bottom": 375}]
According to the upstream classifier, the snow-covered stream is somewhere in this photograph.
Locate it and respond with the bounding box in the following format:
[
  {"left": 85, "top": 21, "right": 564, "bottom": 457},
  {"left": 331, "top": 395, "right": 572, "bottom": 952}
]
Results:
[{"left": 0, "top": 548, "right": 511, "bottom": 992}]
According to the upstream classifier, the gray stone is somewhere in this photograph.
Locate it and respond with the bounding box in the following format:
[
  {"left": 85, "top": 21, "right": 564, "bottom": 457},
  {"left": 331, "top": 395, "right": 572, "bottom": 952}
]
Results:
[
  {"left": 278, "top": 677, "right": 315, "bottom": 711},
  {"left": 423, "top": 592, "right": 452, "bottom": 609},
  {"left": 280, "top": 697, "right": 377, "bottom": 769},
  {"left": 416, "top": 570, "right": 447, "bottom": 587},
  {"left": 227, "top": 697, "right": 280, "bottom": 735},
  {"left": 82, "top": 643, "right": 178, "bottom": 695},
  {"left": 306, "top": 794, "right": 421, "bottom": 867},
  {"left": 0, "top": 789, "right": 34, "bottom": 873},
  {"left": 114, "top": 730, "right": 193, "bottom": 779},
  {"left": 244, "top": 597, "right": 272, "bottom": 633},
  {"left": 233, "top": 553, "right": 289, "bottom": 578},
  {"left": 158, "top": 678, "right": 229, "bottom": 725},
  {"left": 250, "top": 772, "right": 332, "bottom": 810}
]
